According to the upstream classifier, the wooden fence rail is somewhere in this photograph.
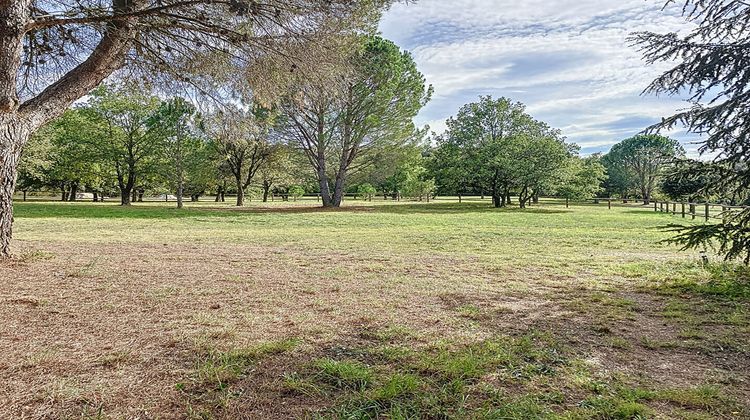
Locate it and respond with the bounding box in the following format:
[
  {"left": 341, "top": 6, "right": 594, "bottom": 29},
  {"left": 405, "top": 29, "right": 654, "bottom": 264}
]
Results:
[{"left": 651, "top": 200, "right": 748, "bottom": 222}]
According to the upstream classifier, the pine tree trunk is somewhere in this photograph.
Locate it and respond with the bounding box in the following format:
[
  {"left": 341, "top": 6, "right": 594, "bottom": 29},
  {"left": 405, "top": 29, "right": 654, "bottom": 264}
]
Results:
[
  {"left": 0, "top": 117, "right": 29, "bottom": 258},
  {"left": 332, "top": 172, "right": 346, "bottom": 207},
  {"left": 317, "top": 162, "right": 333, "bottom": 207}
]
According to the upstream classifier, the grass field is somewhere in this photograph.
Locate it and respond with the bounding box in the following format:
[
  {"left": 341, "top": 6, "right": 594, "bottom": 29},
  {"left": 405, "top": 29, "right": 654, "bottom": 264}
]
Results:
[{"left": 1, "top": 198, "right": 749, "bottom": 419}]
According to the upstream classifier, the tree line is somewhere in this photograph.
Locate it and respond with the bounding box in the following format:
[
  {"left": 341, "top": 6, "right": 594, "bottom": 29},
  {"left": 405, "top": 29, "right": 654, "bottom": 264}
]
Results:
[{"left": 22, "top": 88, "right": 729, "bottom": 213}]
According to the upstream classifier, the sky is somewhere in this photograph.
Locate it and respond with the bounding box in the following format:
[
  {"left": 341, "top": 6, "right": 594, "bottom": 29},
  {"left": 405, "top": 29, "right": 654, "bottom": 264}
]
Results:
[{"left": 378, "top": 0, "right": 702, "bottom": 157}]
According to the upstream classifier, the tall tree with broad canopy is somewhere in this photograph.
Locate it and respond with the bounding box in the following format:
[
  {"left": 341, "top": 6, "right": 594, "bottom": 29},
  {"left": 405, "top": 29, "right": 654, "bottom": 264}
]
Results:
[
  {"left": 601, "top": 135, "right": 684, "bottom": 205},
  {"left": 434, "top": 96, "right": 571, "bottom": 208},
  {"left": 85, "top": 85, "right": 164, "bottom": 206},
  {"left": 0, "top": 0, "right": 389, "bottom": 257},
  {"left": 632, "top": 0, "right": 750, "bottom": 263},
  {"left": 438, "top": 96, "right": 531, "bottom": 208},
  {"left": 280, "top": 35, "right": 431, "bottom": 207}
]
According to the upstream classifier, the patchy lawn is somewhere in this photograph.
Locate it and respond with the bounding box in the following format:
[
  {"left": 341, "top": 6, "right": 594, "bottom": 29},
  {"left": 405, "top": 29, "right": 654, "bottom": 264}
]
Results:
[{"left": 1, "top": 199, "right": 748, "bottom": 419}]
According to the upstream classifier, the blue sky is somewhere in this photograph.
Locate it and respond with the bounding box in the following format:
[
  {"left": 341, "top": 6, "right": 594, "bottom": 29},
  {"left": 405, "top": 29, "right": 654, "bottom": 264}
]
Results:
[{"left": 378, "top": 0, "right": 701, "bottom": 157}]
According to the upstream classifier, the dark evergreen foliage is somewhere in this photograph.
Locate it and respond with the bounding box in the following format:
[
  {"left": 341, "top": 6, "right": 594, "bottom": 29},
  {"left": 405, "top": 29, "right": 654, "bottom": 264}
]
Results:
[{"left": 632, "top": 0, "right": 750, "bottom": 263}]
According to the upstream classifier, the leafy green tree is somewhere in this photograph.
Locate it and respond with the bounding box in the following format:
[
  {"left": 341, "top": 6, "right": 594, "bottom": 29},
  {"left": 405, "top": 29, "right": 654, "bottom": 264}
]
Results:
[
  {"left": 356, "top": 183, "right": 377, "bottom": 201},
  {"left": 436, "top": 96, "right": 571, "bottom": 208},
  {"left": 256, "top": 145, "right": 302, "bottom": 203},
  {"left": 281, "top": 35, "right": 431, "bottom": 207},
  {"left": 152, "top": 98, "right": 210, "bottom": 208},
  {"left": 429, "top": 134, "right": 473, "bottom": 202},
  {"left": 661, "top": 160, "right": 716, "bottom": 202},
  {"left": 288, "top": 185, "right": 305, "bottom": 201},
  {"left": 510, "top": 130, "right": 573, "bottom": 208},
  {"left": 558, "top": 156, "right": 608, "bottom": 205},
  {"left": 633, "top": 1, "right": 750, "bottom": 263},
  {"left": 439, "top": 97, "right": 531, "bottom": 207},
  {"left": 85, "top": 85, "right": 165, "bottom": 205},
  {"left": 601, "top": 153, "right": 635, "bottom": 199},
  {"left": 601, "top": 135, "right": 684, "bottom": 204},
  {"left": 402, "top": 167, "right": 436, "bottom": 202},
  {"left": 16, "top": 129, "right": 53, "bottom": 201}
]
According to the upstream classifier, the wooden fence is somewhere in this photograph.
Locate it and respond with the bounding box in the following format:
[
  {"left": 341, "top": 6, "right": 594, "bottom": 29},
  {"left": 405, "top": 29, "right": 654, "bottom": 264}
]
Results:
[{"left": 651, "top": 200, "right": 748, "bottom": 221}]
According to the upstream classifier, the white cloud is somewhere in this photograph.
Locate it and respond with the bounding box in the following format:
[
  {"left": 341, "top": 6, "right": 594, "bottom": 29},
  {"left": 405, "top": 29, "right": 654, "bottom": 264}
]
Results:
[{"left": 379, "top": 0, "right": 701, "bottom": 155}]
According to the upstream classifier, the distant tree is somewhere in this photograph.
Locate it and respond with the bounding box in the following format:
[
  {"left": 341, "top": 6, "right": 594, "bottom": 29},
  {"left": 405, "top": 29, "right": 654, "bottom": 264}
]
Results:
[
  {"left": 402, "top": 169, "right": 436, "bottom": 202},
  {"left": 85, "top": 85, "right": 165, "bottom": 205},
  {"left": 437, "top": 96, "right": 571, "bottom": 208},
  {"left": 288, "top": 185, "right": 305, "bottom": 201},
  {"left": 510, "top": 131, "right": 574, "bottom": 209},
  {"left": 429, "top": 134, "right": 473, "bottom": 202},
  {"left": 16, "top": 130, "right": 53, "bottom": 201},
  {"left": 256, "top": 145, "right": 299, "bottom": 203},
  {"left": 632, "top": 0, "right": 750, "bottom": 263},
  {"left": 601, "top": 152, "right": 636, "bottom": 199},
  {"left": 602, "top": 135, "right": 684, "bottom": 204},
  {"left": 356, "top": 183, "right": 376, "bottom": 201},
  {"left": 280, "top": 36, "right": 431, "bottom": 207},
  {"left": 44, "top": 110, "right": 110, "bottom": 202},
  {"left": 152, "top": 98, "right": 204, "bottom": 208},
  {"left": 207, "top": 107, "right": 275, "bottom": 207},
  {"left": 661, "top": 159, "right": 715, "bottom": 202},
  {"left": 558, "top": 156, "right": 607, "bottom": 205}
]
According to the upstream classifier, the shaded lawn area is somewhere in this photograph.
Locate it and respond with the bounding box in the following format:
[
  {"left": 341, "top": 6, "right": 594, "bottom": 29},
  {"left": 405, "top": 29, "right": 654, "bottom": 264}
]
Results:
[{"left": 1, "top": 199, "right": 749, "bottom": 419}]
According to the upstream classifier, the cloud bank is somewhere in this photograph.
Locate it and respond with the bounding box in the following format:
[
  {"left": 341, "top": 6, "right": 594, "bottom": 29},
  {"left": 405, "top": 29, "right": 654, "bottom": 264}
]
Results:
[{"left": 379, "top": 0, "right": 704, "bottom": 156}]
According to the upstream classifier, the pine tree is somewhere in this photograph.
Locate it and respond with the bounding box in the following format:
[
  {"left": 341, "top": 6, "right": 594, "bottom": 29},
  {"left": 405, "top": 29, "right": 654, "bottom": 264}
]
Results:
[{"left": 632, "top": 0, "right": 750, "bottom": 263}]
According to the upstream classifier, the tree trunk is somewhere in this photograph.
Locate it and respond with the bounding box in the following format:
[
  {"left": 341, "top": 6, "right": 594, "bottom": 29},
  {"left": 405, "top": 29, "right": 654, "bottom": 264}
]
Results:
[
  {"left": 69, "top": 182, "right": 78, "bottom": 201},
  {"left": 121, "top": 187, "right": 132, "bottom": 205},
  {"left": 22, "top": 190, "right": 26, "bottom": 201},
  {"left": 93, "top": 192, "right": 98, "bottom": 202},
  {"left": 61, "top": 184, "right": 68, "bottom": 201},
  {"left": 262, "top": 181, "right": 271, "bottom": 203},
  {"left": 0, "top": 118, "right": 29, "bottom": 258},
  {"left": 332, "top": 171, "right": 346, "bottom": 207},
  {"left": 176, "top": 185, "right": 183, "bottom": 208},
  {"left": 235, "top": 175, "right": 244, "bottom": 207},
  {"left": 317, "top": 164, "right": 333, "bottom": 207}
]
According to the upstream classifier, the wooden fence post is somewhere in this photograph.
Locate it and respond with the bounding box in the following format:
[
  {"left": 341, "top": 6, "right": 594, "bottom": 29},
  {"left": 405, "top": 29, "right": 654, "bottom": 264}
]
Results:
[
  {"left": 705, "top": 203, "right": 710, "bottom": 221},
  {"left": 672, "top": 202, "right": 677, "bottom": 215},
  {"left": 566, "top": 197, "right": 569, "bottom": 208},
  {"left": 608, "top": 199, "right": 611, "bottom": 210},
  {"left": 681, "top": 202, "right": 685, "bottom": 218},
  {"left": 654, "top": 201, "right": 658, "bottom": 212}
]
